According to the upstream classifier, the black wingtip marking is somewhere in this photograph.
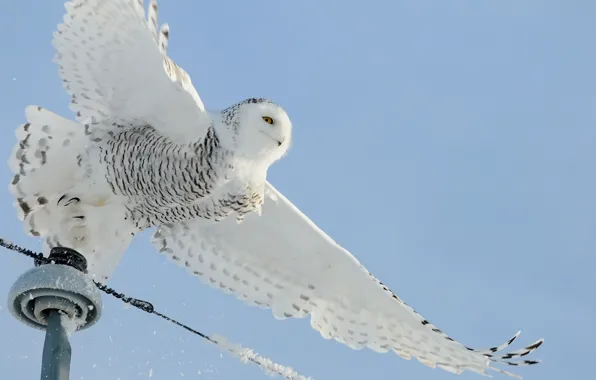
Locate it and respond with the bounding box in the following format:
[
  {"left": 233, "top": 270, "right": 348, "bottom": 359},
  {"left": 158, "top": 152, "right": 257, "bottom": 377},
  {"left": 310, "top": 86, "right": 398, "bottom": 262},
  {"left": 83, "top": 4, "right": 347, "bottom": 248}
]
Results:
[{"left": 526, "top": 339, "right": 544, "bottom": 351}]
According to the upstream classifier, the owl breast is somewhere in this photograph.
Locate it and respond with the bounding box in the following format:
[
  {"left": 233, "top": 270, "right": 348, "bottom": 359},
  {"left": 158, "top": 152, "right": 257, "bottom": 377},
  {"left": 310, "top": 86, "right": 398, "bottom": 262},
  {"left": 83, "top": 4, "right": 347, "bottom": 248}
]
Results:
[{"left": 97, "top": 124, "right": 262, "bottom": 230}]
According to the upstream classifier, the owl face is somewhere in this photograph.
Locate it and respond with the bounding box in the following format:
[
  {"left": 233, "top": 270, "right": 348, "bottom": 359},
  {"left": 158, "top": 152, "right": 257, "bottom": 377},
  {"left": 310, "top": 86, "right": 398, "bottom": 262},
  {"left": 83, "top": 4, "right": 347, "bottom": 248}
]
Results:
[{"left": 220, "top": 98, "right": 292, "bottom": 165}]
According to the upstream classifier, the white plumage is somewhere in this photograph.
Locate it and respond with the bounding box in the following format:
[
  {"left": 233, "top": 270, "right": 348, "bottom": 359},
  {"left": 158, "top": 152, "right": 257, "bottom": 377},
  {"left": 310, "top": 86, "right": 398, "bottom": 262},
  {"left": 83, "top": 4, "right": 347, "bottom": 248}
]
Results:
[{"left": 8, "top": 0, "right": 544, "bottom": 377}]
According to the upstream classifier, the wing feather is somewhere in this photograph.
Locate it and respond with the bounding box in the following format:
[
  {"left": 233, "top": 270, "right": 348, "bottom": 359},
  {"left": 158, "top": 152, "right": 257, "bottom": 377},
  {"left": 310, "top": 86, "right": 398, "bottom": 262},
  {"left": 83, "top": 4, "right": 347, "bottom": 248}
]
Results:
[
  {"left": 152, "top": 182, "right": 543, "bottom": 377},
  {"left": 52, "top": 0, "right": 210, "bottom": 142}
]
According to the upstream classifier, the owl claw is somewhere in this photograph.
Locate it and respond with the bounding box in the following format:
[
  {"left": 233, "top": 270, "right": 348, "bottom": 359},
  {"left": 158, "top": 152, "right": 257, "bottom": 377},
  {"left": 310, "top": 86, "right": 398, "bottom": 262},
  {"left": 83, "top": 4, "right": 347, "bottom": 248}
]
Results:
[{"left": 57, "top": 194, "right": 81, "bottom": 207}]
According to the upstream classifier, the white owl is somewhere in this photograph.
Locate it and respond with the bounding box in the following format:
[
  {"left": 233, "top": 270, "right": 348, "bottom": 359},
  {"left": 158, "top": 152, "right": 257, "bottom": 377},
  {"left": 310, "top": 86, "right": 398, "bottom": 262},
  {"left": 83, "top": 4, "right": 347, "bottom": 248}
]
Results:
[{"left": 8, "top": 0, "right": 544, "bottom": 377}]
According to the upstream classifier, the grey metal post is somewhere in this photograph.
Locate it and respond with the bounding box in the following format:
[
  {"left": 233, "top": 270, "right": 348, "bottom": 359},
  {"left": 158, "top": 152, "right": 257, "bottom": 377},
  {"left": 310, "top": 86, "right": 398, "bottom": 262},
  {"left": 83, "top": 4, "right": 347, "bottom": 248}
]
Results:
[
  {"left": 41, "top": 311, "right": 72, "bottom": 380},
  {"left": 7, "top": 247, "right": 102, "bottom": 380}
]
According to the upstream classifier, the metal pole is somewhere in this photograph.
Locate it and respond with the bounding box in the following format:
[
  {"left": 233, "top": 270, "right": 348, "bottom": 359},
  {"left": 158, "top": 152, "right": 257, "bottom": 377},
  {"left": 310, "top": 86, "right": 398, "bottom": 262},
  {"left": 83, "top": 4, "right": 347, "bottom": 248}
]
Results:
[
  {"left": 41, "top": 310, "right": 72, "bottom": 380},
  {"left": 8, "top": 247, "right": 102, "bottom": 380}
]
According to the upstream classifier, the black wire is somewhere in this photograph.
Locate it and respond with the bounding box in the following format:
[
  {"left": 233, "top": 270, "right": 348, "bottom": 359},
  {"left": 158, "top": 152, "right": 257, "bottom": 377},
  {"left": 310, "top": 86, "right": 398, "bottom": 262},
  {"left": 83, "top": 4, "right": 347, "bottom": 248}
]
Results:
[
  {"left": 0, "top": 238, "right": 211, "bottom": 337},
  {"left": 0, "top": 238, "right": 296, "bottom": 378}
]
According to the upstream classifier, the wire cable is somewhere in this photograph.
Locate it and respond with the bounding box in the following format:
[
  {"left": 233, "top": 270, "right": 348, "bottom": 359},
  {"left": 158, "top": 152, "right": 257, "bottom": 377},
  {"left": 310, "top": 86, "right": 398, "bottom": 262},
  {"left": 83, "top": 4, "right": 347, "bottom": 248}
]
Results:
[{"left": 0, "top": 238, "right": 312, "bottom": 380}]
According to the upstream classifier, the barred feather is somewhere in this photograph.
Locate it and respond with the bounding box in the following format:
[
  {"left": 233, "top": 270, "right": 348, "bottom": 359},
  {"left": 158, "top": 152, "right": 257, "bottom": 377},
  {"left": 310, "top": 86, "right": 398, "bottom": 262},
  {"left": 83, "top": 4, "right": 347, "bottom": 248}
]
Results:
[{"left": 153, "top": 183, "right": 544, "bottom": 378}]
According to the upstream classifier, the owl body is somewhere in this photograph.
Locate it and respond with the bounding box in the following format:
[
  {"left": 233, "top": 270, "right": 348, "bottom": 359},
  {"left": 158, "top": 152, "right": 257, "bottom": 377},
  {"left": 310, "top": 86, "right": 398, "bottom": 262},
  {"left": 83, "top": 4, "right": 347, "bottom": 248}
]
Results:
[
  {"left": 11, "top": 97, "right": 283, "bottom": 280},
  {"left": 96, "top": 123, "right": 264, "bottom": 229}
]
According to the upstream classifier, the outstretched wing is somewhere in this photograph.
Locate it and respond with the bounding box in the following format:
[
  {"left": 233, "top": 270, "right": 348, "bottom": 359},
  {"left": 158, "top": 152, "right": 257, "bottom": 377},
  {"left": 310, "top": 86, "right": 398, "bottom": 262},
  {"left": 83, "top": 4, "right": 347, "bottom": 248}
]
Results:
[
  {"left": 144, "top": 0, "right": 205, "bottom": 109},
  {"left": 152, "top": 182, "right": 543, "bottom": 378},
  {"left": 53, "top": 0, "right": 210, "bottom": 142}
]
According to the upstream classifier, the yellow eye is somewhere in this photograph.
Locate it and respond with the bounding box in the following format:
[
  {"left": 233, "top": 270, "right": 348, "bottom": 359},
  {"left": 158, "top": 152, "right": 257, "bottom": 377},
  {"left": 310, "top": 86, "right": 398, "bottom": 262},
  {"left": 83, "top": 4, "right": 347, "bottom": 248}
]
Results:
[{"left": 262, "top": 116, "right": 274, "bottom": 125}]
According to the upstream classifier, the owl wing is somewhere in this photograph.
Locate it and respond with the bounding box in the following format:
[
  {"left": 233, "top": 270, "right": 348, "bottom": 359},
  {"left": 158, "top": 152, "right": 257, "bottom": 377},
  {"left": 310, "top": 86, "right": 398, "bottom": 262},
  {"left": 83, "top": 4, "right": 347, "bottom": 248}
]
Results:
[
  {"left": 152, "top": 182, "right": 543, "bottom": 378},
  {"left": 52, "top": 0, "right": 210, "bottom": 142},
  {"left": 143, "top": 0, "right": 205, "bottom": 112}
]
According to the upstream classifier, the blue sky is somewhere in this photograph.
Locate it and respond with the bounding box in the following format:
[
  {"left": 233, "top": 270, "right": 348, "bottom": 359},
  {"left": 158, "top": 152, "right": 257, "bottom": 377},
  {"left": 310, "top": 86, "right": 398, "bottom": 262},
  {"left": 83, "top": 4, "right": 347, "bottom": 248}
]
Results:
[{"left": 0, "top": 1, "right": 594, "bottom": 379}]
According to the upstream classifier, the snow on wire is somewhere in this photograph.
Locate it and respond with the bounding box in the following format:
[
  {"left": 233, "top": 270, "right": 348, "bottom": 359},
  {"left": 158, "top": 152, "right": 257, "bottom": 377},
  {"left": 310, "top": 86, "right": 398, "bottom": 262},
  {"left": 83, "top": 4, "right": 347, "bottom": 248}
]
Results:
[{"left": 0, "top": 238, "right": 312, "bottom": 380}]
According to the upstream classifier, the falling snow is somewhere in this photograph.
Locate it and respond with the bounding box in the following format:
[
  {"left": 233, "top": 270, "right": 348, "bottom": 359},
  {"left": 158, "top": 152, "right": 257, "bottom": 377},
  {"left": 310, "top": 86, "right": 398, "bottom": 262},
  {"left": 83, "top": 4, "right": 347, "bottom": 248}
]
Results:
[
  {"left": 60, "top": 312, "right": 85, "bottom": 335},
  {"left": 211, "top": 334, "right": 312, "bottom": 380}
]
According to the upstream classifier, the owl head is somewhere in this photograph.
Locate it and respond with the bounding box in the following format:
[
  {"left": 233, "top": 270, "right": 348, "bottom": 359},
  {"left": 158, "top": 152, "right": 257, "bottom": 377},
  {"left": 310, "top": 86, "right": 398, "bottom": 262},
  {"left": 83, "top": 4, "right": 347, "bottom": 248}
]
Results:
[{"left": 216, "top": 98, "right": 292, "bottom": 165}]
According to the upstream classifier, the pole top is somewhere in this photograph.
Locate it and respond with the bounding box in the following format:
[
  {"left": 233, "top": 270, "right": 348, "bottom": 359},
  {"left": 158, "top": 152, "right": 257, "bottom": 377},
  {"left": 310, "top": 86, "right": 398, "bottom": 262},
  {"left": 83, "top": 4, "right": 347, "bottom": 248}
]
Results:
[{"left": 7, "top": 247, "right": 102, "bottom": 331}]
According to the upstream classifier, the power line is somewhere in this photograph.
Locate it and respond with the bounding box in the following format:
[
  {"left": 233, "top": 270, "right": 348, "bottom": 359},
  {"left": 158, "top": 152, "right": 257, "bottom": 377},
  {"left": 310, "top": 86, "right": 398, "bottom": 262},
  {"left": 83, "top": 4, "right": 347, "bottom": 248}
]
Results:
[{"left": 0, "top": 238, "right": 311, "bottom": 380}]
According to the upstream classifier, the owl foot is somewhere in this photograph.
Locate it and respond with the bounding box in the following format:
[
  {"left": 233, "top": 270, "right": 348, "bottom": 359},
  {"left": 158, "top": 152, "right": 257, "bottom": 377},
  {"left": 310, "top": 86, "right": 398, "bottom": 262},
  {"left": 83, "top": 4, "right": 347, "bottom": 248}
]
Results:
[
  {"left": 57, "top": 194, "right": 81, "bottom": 207},
  {"left": 57, "top": 194, "right": 89, "bottom": 243}
]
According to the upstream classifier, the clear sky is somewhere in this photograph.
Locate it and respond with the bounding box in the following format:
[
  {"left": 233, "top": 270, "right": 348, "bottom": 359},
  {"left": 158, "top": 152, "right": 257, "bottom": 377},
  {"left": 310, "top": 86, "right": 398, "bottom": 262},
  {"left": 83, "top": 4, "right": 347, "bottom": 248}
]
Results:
[{"left": 0, "top": 1, "right": 594, "bottom": 379}]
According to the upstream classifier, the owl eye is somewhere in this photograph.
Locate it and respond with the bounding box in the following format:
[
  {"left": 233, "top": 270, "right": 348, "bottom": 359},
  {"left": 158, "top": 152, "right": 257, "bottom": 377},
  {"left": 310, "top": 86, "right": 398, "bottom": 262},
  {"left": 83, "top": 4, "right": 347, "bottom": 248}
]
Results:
[{"left": 262, "top": 116, "right": 274, "bottom": 125}]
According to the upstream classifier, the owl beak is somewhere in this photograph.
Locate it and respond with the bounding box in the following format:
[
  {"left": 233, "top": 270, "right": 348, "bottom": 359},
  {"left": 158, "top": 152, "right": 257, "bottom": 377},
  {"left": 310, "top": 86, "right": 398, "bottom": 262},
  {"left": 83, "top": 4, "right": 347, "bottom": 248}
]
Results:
[{"left": 261, "top": 131, "right": 284, "bottom": 147}]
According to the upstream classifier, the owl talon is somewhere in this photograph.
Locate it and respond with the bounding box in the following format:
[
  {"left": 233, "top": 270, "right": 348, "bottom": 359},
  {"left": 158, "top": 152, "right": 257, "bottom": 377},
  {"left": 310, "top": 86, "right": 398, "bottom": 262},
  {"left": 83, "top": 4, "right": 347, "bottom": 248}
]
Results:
[
  {"left": 65, "top": 197, "right": 81, "bottom": 206},
  {"left": 58, "top": 195, "right": 81, "bottom": 207}
]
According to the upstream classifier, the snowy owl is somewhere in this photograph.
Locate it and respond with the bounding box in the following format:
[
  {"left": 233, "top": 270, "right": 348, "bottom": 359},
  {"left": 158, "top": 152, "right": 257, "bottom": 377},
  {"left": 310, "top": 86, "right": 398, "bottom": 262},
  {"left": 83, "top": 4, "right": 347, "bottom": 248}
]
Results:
[{"left": 8, "top": 0, "right": 544, "bottom": 377}]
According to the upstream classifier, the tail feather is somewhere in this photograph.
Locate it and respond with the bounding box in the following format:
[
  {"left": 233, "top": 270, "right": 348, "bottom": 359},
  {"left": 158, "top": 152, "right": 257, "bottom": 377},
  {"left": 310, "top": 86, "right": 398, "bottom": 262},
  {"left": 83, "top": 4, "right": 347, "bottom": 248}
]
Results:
[
  {"left": 10, "top": 105, "right": 87, "bottom": 204},
  {"left": 9, "top": 106, "right": 88, "bottom": 238},
  {"left": 8, "top": 105, "right": 133, "bottom": 281}
]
